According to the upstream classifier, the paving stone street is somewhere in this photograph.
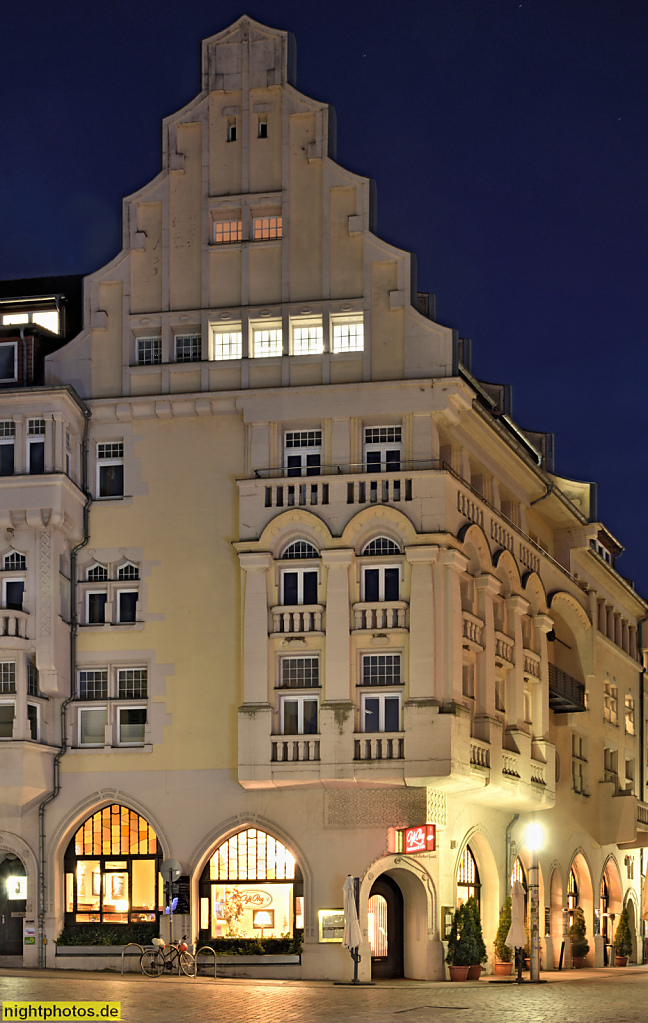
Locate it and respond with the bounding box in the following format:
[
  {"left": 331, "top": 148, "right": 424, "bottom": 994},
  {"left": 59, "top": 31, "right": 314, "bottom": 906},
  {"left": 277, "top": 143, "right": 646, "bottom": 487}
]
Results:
[{"left": 2, "top": 967, "right": 648, "bottom": 1023}]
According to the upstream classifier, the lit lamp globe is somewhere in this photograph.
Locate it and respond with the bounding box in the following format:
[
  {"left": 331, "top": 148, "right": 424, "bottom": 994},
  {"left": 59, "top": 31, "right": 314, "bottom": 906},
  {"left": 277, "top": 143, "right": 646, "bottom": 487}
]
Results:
[{"left": 525, "top": 822, "right": 544, "bottom": 852}]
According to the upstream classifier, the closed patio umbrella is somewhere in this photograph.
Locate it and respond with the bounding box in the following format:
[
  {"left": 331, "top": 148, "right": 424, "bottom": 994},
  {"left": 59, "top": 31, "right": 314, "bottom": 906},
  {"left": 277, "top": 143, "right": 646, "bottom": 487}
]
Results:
[
  {"left": 343, "top": 874, "right": 363, "bottom": 950},
  {"left": 506, "top": 880, "right": 527, "bottom": 949},
  {"left": 642, "top": 873, "right": 648, "bottom": 921}
]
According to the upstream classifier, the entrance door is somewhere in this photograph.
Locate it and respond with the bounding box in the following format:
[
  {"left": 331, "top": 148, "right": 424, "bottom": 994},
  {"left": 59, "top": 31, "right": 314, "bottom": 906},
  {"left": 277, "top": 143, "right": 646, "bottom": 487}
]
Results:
[
  {"left": 369, "top": 874, "right": 404, "bottom": 979},
  {"left": 0, "top": 856, "right": 26, "bottom": 956}
]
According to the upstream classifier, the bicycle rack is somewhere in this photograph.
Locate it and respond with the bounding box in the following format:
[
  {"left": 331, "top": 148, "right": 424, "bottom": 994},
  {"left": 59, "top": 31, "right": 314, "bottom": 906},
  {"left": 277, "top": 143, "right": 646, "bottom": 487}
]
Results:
[
  {"left": 194, "top": 945, "right": 217, "bottom": 978},
  {"left": 121, "top": 942, "right": 144, "bottom": 976}
]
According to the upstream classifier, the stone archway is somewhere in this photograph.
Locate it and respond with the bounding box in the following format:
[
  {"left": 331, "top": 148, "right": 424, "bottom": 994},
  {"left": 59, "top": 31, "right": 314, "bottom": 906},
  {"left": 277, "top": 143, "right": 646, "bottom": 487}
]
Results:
[
  {"left": 0, "top": 853, "right": 26, "bottom": 959},
  {"left": 549, "top": 866, "right": 564, "bottom": 968},
  {"left": 570, "top": 852, "right": 594, "bottom": 966}
]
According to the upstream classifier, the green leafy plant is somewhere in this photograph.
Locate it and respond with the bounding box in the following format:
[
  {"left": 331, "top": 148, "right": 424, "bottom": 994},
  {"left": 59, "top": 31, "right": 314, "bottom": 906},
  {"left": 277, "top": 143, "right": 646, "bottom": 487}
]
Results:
[
  {"left": 494, "top": 897, "right": 513, "bottom": 963},
  {"left": 56, "top": 923, "right": 158, "bottom": 946},
  {"left": 221, "top": 888, "right": 245, "bottom": 937},
  {"left": 569, "top": 906, "right": 589, "bottom": 959},
  {"left": 446, "top": 904, "right": 479, "bottom": 967},
  {"left": 197, "top": 933, "right": 302, "bottom": 956},
  {"left": 614, "top": 907, "right": 633, "bottom": 959},
  {"left": 466, "top": 896, "right": 487, "bottom": 964}
]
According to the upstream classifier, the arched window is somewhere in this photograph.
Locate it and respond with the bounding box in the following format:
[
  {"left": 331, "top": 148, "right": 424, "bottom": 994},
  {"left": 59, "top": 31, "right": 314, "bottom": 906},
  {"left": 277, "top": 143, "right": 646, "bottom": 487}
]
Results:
[
  {"left": 457, "top": 846, "right": 480, "bottom": 907},
  {"left": 87, "top": 563, "right": 107, "bottom": 581},
  {"left": 64, "top": 805, "right": 161, "bottom": 927},
  {"left": 600, "top": 876, "right": 609, "bottom": 942},
  {"left": 199, "top": 828, "right": 303, "bottom": 942},
  {"left": 3, "top": 552, "right": 25, "bottom": 571},
  {"left": 118, "top": 562, "right": 139, "bottom": 580},
  {"left": 568, "top": 868, "right": 579, "bottom": 927},
  {"left": 361, "top": 536, "right": 401, "bottom": 557},
  {"left": 281, "top": 540, "right": 318, "bottom": 560},
  {"left": 511, "top": 856, "right": 528, "bottom": 916}
]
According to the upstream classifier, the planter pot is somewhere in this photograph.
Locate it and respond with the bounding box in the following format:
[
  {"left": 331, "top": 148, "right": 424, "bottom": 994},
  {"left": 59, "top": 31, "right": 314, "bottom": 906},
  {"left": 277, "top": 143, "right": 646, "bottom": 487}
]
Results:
[
  {"left": 572, "top": 956, "right": 585, "bottom": 969},
  {"left": 494, "top": 962, "right": 513, "bottom": 976},
  {"left": 615, "top": 956, "right": 628, "bottom": 967},
  {"left": 448, "top": 965, "right": 470, "bottom": 981},
  {"left": 467, "top": 964, "right": 482, "bottom": 980}
]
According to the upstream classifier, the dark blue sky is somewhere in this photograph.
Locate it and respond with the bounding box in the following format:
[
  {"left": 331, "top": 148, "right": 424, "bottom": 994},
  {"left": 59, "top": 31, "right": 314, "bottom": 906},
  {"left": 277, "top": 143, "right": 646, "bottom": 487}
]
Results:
[{"left": 2, "top": 1, "right": 647, "bottom": 593}]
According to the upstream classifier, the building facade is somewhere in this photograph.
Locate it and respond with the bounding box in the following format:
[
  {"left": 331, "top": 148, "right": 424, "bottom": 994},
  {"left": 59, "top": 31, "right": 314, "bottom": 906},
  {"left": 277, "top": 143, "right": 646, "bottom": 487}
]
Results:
[{"left": 0, "top": 17, "right": 646, "bottom": 980}]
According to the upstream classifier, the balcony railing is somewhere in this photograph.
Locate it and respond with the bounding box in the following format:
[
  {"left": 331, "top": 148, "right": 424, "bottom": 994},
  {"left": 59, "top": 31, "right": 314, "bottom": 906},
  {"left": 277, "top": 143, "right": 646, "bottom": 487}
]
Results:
[
  {"left": 548, "top": 663, "right": 586, "bottom": 713},
  {"left": 254, "top": 459, "right": 443, "bottom": 479},
  {"left": 352, "top": 602, "right": 407, "bottom": 630},
  {"left": 0, "top": 609, "right": 29, "bottom": 640},
  {"left": 270, "top": 605, "right": 324, "bottom": 634},
  {"left": 523, "top": 650, "right": 541, "bottom": 679},
  {"left": 354, "top": 733, "right": 404, "bottom": 761},
  {"left": 462, "top": 612, "right": 483, "bottom": 646},
  {"left": 271, "top": 738, "right": 320, "bottom": 762},
  {"left": 470, "top": 740, "right": 490, "bottom": 768}
]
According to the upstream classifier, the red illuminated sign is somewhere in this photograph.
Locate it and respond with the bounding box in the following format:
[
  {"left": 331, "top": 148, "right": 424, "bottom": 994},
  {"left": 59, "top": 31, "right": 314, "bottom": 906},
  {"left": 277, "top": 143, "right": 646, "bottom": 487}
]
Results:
[{"left": 402, "top": 824, "right": 436, "bottom": 854}]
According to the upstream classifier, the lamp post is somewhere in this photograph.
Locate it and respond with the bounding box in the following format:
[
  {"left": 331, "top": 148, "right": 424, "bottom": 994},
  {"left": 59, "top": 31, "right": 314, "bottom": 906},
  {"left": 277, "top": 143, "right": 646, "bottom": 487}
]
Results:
[{"left": 526, "top": 822, "right": 544, "bottom": 983}]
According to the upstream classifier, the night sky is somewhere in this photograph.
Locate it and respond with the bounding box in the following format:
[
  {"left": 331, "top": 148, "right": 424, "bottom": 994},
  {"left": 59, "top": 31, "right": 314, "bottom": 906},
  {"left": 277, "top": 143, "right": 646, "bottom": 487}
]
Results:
[{"left": 1, "top": 1, "right": 647, "bottom": 593}]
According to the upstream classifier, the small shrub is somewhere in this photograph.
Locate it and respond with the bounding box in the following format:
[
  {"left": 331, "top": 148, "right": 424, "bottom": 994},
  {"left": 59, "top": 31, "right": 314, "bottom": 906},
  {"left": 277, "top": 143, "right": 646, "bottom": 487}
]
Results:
[
  {"left": 197, "top": 933, "right": 303, "bottom": 956},
  {"left": 466, "top": 896, "right": 487, "bottom": 964},
  {"left": 55, "top": 923, "right": 158, "bottom": 947},
  {"left": 446, "top": 904, "right": 479, "bottom": 967},
  {"left": 569, "top": 906, "right": 589, "bottom": 958},
  {"left": 614, "top": 907, "right": 633, "bottom": 959},
  {"left": 494, "top": 898, "right": 512, "bottom": 963}
]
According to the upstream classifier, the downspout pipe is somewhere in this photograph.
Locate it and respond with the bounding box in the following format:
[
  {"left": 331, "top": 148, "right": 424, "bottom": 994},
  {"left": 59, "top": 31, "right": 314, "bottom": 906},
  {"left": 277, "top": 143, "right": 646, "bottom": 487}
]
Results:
[{"left": 37, "top": 406, "right": 91, "bottom": 968}]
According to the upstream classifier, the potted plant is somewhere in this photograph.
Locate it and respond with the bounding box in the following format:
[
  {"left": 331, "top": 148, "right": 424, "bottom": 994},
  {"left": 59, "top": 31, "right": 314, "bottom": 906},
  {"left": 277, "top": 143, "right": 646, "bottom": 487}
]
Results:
[
  {"left": 465, "top": 896, "right": 487, "bottom": 979},
  {"left": 446, "top": 904, "right": 478, "bottom": 981},
  {"left": 614, "top": 907, "right": 633, "bottom": 966},
  {"left": 493, "top": 897, "right": 513, "bottom": 976},
  {"left": 569, "top": 906, "right": 589, "bottom": 967}
]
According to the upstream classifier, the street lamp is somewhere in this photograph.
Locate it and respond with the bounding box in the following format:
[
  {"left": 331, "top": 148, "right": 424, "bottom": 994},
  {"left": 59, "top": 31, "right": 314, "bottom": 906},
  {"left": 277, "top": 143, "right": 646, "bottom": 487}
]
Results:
[{"left": 525, "top": 823, "right": 544, "bottom": 983}]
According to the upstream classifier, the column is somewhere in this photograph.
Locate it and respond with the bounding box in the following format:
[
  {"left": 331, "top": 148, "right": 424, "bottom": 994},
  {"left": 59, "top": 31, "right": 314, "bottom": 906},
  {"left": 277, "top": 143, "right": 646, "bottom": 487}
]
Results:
[
  {"left": 532, "top": 613, "right": 553, "bottom": 740},
  {"left": 13, "top": 416, "right": 25, "bottom": 474},
  {"left": 436, "top": 549, "right": 467, "bottom": 705},
  {"left": 239, "top": 552, "right": 272, "bottom": 704},
  {"left": 13, "top": 654, "right": 29, "bottom": 741},
  {"left": 405, "top": 546, "right": 438, "bottom": 700},
  {"left": 475, "top": 575, "right": 500, "bottom": 720},
  {"left": 506, "top": 595, "right": 529, "bottom": 730},
  {"left": 52, "top": 412, "right": 66, "bottom": 473},
  {"left": 321, "top": 549, "right": 353, "bottom": 701}
]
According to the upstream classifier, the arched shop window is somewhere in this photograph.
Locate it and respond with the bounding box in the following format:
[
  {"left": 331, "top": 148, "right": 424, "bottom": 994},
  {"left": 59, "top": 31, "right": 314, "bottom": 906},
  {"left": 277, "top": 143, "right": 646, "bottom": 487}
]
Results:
[
  {"left": 511, "top": 856, "right": 528, "bottom": 914},
  {"left": 199, "top": 828, "right": 303, "bottom": 941},
  {"left": 568, "top": 868, "right": 579, "bottom": 928},
  {"left": 600, "top": 876, "right": 609, "bottom": 942},
  {"left": 457, "top": 846, "right": 480, "bottom": 907},
  {"left": 64, "top": 805, "right": 161, "bottom": 926}
]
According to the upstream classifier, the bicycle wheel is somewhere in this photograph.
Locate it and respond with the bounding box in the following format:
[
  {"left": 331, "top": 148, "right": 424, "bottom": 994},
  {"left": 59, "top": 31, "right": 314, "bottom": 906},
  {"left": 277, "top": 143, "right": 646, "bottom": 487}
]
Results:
[
  {"left": 140, "top": 949, "right": 164, "bottom": 977},
  {"left": 180, "top": 951, "right": 195, "bottom": 977}
]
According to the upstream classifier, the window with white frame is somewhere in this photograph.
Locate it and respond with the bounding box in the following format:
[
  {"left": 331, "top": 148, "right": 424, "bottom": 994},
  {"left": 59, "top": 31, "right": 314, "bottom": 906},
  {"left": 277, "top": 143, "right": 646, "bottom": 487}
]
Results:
[
  {"left": 96, "top": 442, "right": 124, "bottom": 498},
  {"left": 362, "top": 693, "right": 400, "bottom": 733},
  {"left": 116, "top": 590, "right": 138, "bottom": 624},
  {"left": 65, "top": 428, "right": 72, "bottom": 478},
  {"left": 0, "top": 342, "right": 17, "bottom": 382},
  {"left": 118, "top": 563, "right": 139, "bottom": 581},
  {"left": 362, "top": 537, "right": 401, "bottom": 557},
  {"left": 174, "top": 334, "right": 202, "bottom": 363},
  {"left": 0, "top": 421, "right": 15, "bottom": 476},
  {"left": 331, "top": 315, "right": 364, "bottom": 353},
  {"left": 364, "top": 426, "right": 401, "bottom": 471},
  {"left": 0, "top": 661, "right": 16, "bottom": 693},
  {"left": 252, "top": 324, "right": 282, "bottom": 358},
  {"left": 253, "top": 216, "right": 282, "bottom": 240},
  {"left": 226, "top": 118, "right": 237, "bottom": 143},
  {"left": 136, "top": 336, "right": 162, "bottom": 366},
  {"left": 604, "top": 746, "right": 618, "bottom": 784},
  {"left": 78, "top": 706, "right": 107, "bottom": 746},
  {"left": 3, "top": 552, "right": 25, "bottom": 571},
  {"left": 78, "top": 669, "right": 108, "bottom": 700},
  {"left": 291, "top": 321, "right": 323, "bottom": 356},
  {"left": 361, "top": 654, "right": 402, "bottom": 686},
  {"left": 0, "top": 701, "right": 14, "bottom": 738},
  {"left": 362, "top": 566, "right": 400, "bottom": 602},
  {"left": 87, "top": 563, "right": 107, "bottom": 582},
  {"left": 284, "top": 430, "right": 321, "bottom": 477},
  {"left": 27, "top": 419, "right": 45, "bottom": 474},
  {"left": 604, "top": 680, "right": 618, "bottom": 725},
  {"left": 281, "top": 540, "right": 319, "bottom": 560},
  {"left": 278, "top": 656, "right": 320, "bottom": 689},
  {"left": 27, "top": 703, "right": 39, "bottom": 741},
  {"left": 212, "top": 218, "right": 242, "bottom": 244},
  {"left": 211, "top": 324, "right": 243, "bottom": 361},
  {"left": 625, "top": 757, "right": 635, "bottom": 793},
  {"left": 3, "top": 575, "right": 24, "bottom": 611},
  {"left": 86, "top": 591, "right": 107, "bottom": 625},
  {"left": 76, "top": 666, "right": 148, "bottom": 747},
  {"left": 281, "top": 693, "right": 318, "bottom": 734},
  {"left": 257, "top": 115, "right": 268, "bottom": 138},
  {"left": 281, "top": 566, "right": 318, "bottom": 605}
]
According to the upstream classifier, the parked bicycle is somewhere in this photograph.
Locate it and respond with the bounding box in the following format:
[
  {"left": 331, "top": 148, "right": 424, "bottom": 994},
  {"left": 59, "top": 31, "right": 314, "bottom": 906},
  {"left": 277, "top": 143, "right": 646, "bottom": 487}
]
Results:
[{"left": 140, "top": 935, "right": 195, "bottom": 977}]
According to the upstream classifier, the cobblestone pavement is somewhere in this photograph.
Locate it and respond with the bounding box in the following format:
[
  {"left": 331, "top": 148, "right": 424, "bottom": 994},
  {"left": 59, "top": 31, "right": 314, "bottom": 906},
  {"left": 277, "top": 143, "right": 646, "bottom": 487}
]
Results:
[{"left": 2, "top": 967, "right": 648, "bottom": 1023}]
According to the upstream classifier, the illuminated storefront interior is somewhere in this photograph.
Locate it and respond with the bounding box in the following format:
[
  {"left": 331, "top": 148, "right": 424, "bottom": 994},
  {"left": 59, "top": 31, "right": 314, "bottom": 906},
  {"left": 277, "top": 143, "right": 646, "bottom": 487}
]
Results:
[
  {"left": 199, "top": 828, "right": 303, "bottom": 940},
  {"left": 64, "top": 805, "right": 161, "bottom": 926}
]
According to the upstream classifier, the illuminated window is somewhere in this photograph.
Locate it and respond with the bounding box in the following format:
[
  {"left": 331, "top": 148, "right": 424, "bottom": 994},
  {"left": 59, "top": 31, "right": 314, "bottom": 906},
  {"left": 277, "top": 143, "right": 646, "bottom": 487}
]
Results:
[
  {"left": 213, "top": 219, "right": 242, "bottom": 244},
  {"left": 457, "top": 846, "right": 480, "bottom": 906},
  {"left": 212, "top": 325, "right": 243, "bottom": 360},
  {"left": 331, "top": 316, "right": 364, "bottom": 353},
  {"left": 625, "top": 695, "right": 635, "bottom": 734},
  {"left": 292, "top": 323, "right": 323, "bottom": 356},
  {"left": 253, "top": 216, "right": 282, "bottom": 240},
  {"left": 199, "top": 829, "right": 303, "bottom": 943},
  {"left": 252, "top": 326, "right": 282, "bottom": 358},
  {"left": 64, "top": 805, "right": 160, "bottom": 928},
  {"left": 567, "top": 868, "right": 578, "bottom": 927}
]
